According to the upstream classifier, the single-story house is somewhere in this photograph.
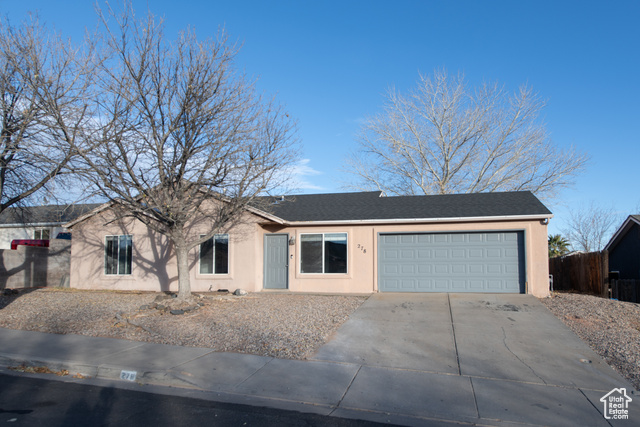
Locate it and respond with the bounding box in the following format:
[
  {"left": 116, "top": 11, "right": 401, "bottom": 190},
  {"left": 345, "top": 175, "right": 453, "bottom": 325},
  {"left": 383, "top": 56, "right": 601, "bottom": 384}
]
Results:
[
  {"left": 605, "top": 215, "right": 640, "bottom": 280},
  {"left": 0, "top": 204, "right": 101, "bottom": 249},
  {"left": 66, "top": 191, "right": 552, "bottom": 297}
]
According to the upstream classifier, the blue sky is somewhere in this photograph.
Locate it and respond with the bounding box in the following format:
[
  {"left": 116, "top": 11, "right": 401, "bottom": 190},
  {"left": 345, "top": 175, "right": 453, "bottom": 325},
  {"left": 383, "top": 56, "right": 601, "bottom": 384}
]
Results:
[{"left": 1, "top": 1, "right": 638, "bottom": 236}]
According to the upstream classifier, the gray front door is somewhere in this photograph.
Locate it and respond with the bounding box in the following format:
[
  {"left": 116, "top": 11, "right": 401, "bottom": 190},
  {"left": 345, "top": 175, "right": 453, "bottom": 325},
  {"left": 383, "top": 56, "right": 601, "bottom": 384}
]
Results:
[
  {"left": 264, "top": 234, "right": 289, "bottom": 289},
  {"left": 378, "top": 231, "right": 525, "bottom": 293}
]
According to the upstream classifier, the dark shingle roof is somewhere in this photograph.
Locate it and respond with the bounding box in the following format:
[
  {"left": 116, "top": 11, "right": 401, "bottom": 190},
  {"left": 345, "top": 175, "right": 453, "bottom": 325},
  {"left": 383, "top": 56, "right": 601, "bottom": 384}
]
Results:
[
  {"left": 258, "top": 191, "right": 551, "bottom": 222},
  {"left": 0, "top": 204, "right": 102, "bottom": 226}
]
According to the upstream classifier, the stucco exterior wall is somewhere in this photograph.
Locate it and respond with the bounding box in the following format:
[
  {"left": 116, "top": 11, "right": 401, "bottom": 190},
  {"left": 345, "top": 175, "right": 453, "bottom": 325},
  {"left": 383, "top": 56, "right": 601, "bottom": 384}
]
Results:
[
  {"left": 0, "top": 240, "right": 71, "bottom": 289},
  {"left": 69, "top": 207, "right": 549, "bottom": 297},
  {"left": 259, "top": 219, "right": 549, "bottom": 297},
  {"left": 69, "top": 210, "right": 261, "bottom": 293}
]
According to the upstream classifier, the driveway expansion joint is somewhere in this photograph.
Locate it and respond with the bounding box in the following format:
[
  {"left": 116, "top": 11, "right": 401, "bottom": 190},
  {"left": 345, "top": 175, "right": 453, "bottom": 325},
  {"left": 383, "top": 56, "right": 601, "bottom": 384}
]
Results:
[
  {"left": 233, "top": 356, "right": 275, "bottom": 388},
  {"left": 331, "top": 364, "right": 362, "bottom": 416}
]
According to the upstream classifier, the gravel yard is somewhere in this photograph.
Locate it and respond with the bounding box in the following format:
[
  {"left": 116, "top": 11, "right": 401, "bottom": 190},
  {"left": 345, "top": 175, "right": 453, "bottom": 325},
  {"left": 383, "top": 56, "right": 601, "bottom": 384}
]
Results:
[
  {"left": 1, "top": 288, "right": 638, "bottom": 390},
  {"left": 540, "top": 291, "right": 640, "bottom": 390},
  {"left": 0, "top": 289, "right": 367, "bottom": 360}
]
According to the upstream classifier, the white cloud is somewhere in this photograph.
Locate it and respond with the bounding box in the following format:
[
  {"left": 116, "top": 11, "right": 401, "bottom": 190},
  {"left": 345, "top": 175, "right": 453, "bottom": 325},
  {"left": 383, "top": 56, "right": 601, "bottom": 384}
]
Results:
[{"left": 289, "top": 159, "right": 325, "bottom": 192}]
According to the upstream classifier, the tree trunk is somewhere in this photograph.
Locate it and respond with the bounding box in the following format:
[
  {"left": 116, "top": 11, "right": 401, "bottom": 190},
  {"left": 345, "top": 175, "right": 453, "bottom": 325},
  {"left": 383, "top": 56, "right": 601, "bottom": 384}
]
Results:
[{"left": 175, "top": 244, "right": 191, "bottom": 300}]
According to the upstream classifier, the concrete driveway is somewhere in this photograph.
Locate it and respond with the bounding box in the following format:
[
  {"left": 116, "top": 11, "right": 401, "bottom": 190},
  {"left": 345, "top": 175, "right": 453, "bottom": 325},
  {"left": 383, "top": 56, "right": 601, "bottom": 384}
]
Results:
[{"left": 311, "top": 293, "right": 639, "bottom": 426}]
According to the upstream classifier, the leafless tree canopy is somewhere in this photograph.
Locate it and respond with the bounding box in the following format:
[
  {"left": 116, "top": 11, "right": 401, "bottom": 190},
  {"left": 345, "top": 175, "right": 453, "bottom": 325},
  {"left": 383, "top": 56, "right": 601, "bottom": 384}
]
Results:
[
  {"left": 562, "top": 203, "right": 622, "bottom": 252},
  {"left": 0, "top": 15, "right": 94, "bottom": 211},
  {"left": 79, "top": 5, "right": 299, "bottom": 298},
  {"left": 345, "top": 70, "right": 588, "bottom": 200}
]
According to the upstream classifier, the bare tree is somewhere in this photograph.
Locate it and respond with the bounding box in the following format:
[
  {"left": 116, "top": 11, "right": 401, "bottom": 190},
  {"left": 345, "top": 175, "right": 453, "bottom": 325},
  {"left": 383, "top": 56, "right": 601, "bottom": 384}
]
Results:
[
  {"left": 0, "top": 15, "right": 94, "bottom": 211},
  {"left": 562, "top": 203, "right": 622, "bottom": 252},
  {"left": 344, "top": 70, "right": 588, "bottom": 200},
  {"left": 80, "top": 5, "right": 298, "bottom": 300}
]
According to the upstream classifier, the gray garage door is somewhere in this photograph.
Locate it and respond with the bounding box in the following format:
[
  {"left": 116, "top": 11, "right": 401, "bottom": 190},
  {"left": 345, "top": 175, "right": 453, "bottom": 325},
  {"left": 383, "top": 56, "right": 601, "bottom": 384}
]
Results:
[{"left": 378, "top": 232, "right": 525, "bottom": 293}]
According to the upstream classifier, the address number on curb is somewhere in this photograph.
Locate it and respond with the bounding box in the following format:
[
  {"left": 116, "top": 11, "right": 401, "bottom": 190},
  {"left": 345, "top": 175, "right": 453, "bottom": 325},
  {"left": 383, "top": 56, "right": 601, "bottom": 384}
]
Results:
[{"left": 120, "top": 370, "right": 137, "bottom": 381}]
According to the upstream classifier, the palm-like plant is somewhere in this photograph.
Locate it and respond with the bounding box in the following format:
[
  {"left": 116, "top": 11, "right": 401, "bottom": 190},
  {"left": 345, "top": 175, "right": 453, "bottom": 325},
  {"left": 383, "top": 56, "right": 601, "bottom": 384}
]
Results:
[{"left": 548, "top": 234, "right": 570, "bottom": 258}]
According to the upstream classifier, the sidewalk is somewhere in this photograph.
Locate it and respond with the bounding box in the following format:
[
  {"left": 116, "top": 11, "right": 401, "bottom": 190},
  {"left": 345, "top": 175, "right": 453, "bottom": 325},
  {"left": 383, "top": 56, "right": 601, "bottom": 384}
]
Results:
[{"left": 0, "top": 326, "right": 637, "bottom": 427}]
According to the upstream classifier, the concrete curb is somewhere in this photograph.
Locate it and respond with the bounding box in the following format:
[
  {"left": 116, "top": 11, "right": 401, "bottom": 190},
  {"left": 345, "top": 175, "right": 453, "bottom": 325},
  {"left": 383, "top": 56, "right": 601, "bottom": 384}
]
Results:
[{"left": 0, "top": 354, "right": 195, "bottom": 389}]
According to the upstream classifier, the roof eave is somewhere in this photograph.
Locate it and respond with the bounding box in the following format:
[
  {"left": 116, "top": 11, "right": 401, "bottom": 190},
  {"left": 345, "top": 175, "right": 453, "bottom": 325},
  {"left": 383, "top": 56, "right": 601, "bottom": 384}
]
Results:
[
  {"left": 0, "top": 221, "right": 67, "bottom": 228},
  {"left": 282, "top": 213, "right": 553, "bottom": 226},
  {"left": 243, "top": 205, "right": 286, "bottom": 224},
  {"left": 63, "top": 202, "right": 114, "bottom": 228}
]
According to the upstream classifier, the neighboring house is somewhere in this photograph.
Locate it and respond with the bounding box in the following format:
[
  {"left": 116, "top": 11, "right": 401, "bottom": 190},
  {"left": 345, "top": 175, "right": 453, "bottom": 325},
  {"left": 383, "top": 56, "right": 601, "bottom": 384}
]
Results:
[
  {"left": 65, "top": 191, "right": 553, "bottom": 297},
  {"left": 605, "top": 215, "right": 640, "bottom": 280},
  {"left": 0, "top": 204, "right": 102, "bottom": 249}
]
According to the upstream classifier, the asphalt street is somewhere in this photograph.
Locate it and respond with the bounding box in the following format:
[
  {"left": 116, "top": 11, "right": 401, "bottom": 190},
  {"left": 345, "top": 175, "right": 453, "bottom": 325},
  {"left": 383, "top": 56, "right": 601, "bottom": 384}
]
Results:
[{"left": 0, "top": 373, "right": 393, "bottom": 427}]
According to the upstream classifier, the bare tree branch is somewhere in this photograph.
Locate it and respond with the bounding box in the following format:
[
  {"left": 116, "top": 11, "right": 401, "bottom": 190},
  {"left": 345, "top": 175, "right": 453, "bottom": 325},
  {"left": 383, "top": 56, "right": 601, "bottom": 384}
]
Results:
[
  {"left": 562, "top": 202, "right": 623, "bottom": 252},
  {"left": 78, "top": 4, "right": 299, "bottom": 299},
  {"left": 344, "top": 69, "right": 588, "bottom": 200},
  {"left": 0, "top": 14, "right": 95, "bottom": 211}
]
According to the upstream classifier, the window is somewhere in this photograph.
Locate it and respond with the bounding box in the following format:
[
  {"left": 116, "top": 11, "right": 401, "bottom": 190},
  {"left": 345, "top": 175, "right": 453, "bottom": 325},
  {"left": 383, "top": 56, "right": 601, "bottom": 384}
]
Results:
[
  {"left": 34, "top": 229, "right": 51, "bottom": 240},
  {"left": 105, "top": 235, "right": 132, "bottom": 275},
  {"left": 199, "top": 234, "right": 229, "bottom": 274},
  {"left": 300, "top": 233, "right": 347, "bottom": 274}
]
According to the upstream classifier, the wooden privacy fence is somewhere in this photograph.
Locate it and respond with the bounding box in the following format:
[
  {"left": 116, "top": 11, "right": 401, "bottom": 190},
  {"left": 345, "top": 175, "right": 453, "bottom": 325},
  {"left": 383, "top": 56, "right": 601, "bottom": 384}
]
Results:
[
  {"left": 548, "top": 251, "right": 608, "bottom": 297},
  {"left": 611, "top": 280, "right": 640, "bottom": 303}
]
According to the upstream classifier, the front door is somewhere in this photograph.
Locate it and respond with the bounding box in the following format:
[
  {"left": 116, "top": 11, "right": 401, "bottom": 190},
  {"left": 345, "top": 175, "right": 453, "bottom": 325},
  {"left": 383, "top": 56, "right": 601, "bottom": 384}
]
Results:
[{"left": 264, "top": 234, "right": 289, "bottom": 289}]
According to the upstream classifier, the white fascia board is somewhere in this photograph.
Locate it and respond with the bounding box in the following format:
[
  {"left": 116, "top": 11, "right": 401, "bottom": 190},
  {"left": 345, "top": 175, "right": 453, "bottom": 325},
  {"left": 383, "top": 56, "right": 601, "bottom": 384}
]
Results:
[{"left": 282, "top": 214, "right": 553, "bottom": 227}]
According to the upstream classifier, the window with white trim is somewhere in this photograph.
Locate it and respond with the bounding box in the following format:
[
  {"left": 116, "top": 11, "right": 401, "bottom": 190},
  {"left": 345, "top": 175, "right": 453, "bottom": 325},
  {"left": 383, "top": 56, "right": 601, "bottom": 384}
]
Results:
[
  {"left": 199, "top": 234, "right": 229, "bottom": 274},
  {"left": 34, "top": 228, "right": 50, "bottom": 240},
  {"left": 300, "top": 233, "right": 347, "bottom": 274},
  {"left": 104, "top": 235, "right": 132, "bottom": 275}
]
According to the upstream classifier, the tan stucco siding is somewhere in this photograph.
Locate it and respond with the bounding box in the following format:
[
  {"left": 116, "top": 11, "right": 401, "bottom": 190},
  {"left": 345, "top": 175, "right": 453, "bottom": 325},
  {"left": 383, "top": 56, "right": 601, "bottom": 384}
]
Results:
[
  {"left": 69, "top": 210, "right": 262, "bottom": 293},
  {"left": 69, "top": 208, "right": 548, "bottom": 297},
  {"left": 259, "top": 219, "right": 549, "bottom": 297}
]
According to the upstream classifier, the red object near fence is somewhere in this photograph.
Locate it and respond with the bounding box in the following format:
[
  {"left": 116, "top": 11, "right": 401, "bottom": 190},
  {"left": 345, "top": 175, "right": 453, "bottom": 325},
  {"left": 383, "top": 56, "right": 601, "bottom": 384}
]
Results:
[{"left": 10, "top": 239, "right": 50, "bottom": 250}]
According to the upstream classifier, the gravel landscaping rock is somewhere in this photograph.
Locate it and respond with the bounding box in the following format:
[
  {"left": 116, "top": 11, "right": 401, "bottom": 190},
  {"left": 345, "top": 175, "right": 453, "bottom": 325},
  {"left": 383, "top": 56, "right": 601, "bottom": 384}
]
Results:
[
  {"left": 540, "top": 292, "right": 640, "bottom": 390},
  {"left": 0, "top": 288, "right": 367, "bottom": 360}
]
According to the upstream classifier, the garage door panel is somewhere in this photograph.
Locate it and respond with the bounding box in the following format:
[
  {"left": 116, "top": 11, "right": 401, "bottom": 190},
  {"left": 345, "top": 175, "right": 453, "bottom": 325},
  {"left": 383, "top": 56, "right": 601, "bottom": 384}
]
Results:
[
  {"left": 383, "top": 249, "right": 399, "bottom": 259},
  {"left": 379, "top": 231, "right": 525, "bottom": 293},
  {"left": 469, "top": 249, "right": 483, "bottom": 257},
  {"left": 417, "top": 249, "right": 431, "bottom": 259},
  {"left": 468, "top": 264, "right": 484, "bottom": 274},
  {"left": 434, "top": 234, "right": 448, "bottom": 243},
  {"left": 401, "top": 264, "right": 415, "bottom": 274},
  {"left": 451, "top": 234, "right": 465, "bottom": 243},
  {"left": 469, "top": 280, "right": 484, "bottom": 289},
  {"left": 505, "top": 248, "right": 519, "bottom": 258},
  {"left": 416, "top": 279, "right": 432, "bottom": 290},
  {"left": 434, "top": 249, "right": 448, "bottom": 258},
  {"left": 486, "top": 248, "right": 501, "bottom": 257},
  {"left": 400, "top": 235, "right": 415, "bottom": 244},
  {"left": 486, "top": 264, "right": 502, "bottom": 274},
  {"left": 451, "top": 249, "right": 465, "bottom": 258},
  {"left": 417, "top": 264, "right": 432, "bottom": 274},
  {"left": 451, "top": 279, "right": 467, "bottom": 290},
  {"left": 384, "top": 265, "right": 398, "bottom": 274},
  {"left": 383, "top": 235, "right": 400, "bottom": 244},
  {"left": 434, "top": 279, "right": 449, "bottom": 290},
  {"left": 468, "top": 234, "right": 483, "bottom": 243},
  {"left": 451, "top": 264, "right": 466, "bottom": 274}
]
